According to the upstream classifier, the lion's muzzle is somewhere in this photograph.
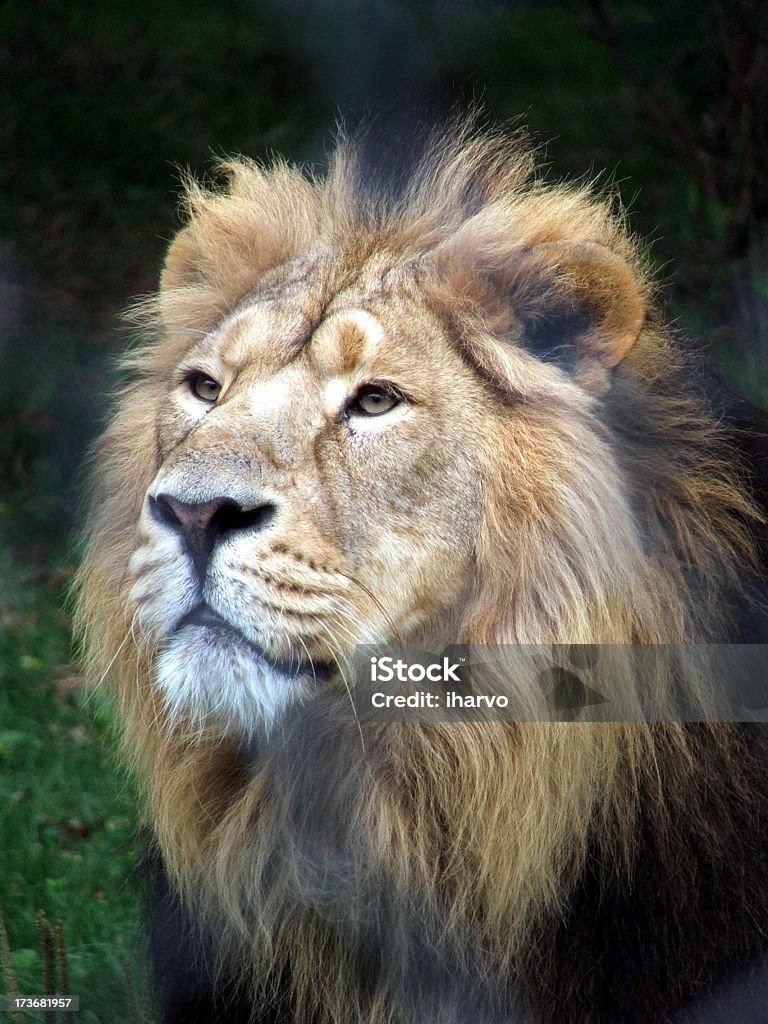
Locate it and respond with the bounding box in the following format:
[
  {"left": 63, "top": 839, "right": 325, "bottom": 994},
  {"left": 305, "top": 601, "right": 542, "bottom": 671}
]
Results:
[{"left": 149, "top": 492, "right": 277, "bottom": 582}]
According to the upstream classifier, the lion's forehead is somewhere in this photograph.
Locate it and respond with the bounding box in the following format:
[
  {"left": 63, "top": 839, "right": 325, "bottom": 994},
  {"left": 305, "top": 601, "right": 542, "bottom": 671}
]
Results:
[
  {"left": 215, "top": 253, "right": 405, "bottom": 367},
  {"left": 208, "top": 281, "right": 451, "bottom": 409},
  {"left": 309, "top": 309, "right": 386, "bottom": 374},
  {"left": 217, "top": 302, "right": 311, "bottom": 371}
]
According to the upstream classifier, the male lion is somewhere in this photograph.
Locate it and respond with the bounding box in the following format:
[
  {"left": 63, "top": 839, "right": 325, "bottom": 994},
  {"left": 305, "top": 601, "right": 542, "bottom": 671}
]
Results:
[{"left": 77, "top": 124, "right": 768, "bottom": 1023}]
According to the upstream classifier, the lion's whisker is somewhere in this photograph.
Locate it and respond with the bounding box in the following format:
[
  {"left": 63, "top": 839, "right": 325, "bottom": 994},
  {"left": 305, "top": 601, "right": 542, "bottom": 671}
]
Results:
[
  {"left": 315, "top": 619, "right": 366, "bottom": 755},
  {"left": 336, "top": 571, "right": 404, "bottom": 646}
]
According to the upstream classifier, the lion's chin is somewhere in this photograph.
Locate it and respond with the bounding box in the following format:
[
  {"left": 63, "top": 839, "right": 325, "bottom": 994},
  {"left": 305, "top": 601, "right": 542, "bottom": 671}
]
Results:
[{"left": 155, "top": 608, "right": 317, "bottom": 734}]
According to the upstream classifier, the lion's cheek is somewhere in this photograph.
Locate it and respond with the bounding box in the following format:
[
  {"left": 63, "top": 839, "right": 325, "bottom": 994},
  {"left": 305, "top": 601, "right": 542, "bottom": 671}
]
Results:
[
  {"left": 349, "top": 502, "right": 479, "bottom": 639},
  {"left": 127, "top": 534, "right": 199, "bottom": 641}
]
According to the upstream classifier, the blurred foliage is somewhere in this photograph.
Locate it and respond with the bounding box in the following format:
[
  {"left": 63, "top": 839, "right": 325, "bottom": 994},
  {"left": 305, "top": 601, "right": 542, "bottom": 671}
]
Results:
[
  {"left": 0, "top": 0, "right": 766, "bottom": 1017},
  {"left": 0, "top": 0, "right": 317, "bottom": 313},
  {"left": 0, "top": 554, "right": 151, "bottom": 1020}
]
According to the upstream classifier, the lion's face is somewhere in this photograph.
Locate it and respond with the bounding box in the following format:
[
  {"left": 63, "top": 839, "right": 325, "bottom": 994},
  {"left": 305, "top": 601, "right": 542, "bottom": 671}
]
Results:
[
  {"left": 128, "top": 256, "right": 490, "bottom": 730},
  {"left": 115, "top": 140, "right": 665, "bottom": 734}
]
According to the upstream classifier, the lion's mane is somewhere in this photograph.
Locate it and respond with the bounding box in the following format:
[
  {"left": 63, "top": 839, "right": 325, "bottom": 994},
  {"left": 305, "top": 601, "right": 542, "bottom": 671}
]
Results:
[{"left": 77, "top": 123, "right": 768, "bottom": 1023}]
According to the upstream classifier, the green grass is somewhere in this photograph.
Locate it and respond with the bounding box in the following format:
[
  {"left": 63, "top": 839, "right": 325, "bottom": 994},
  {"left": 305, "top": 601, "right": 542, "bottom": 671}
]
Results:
[{"left": 0, "top": 550, "right": 151, "bottom": 1022}]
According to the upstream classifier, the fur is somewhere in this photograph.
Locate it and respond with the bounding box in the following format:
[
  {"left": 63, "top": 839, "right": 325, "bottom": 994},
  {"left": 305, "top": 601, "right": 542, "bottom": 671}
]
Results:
[{"left": 76, "top": 121, "right": 768, "bottom": 1023}]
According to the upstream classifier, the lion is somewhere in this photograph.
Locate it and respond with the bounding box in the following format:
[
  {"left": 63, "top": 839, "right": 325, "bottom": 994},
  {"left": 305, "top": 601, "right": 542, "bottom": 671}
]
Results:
[{"left": 76, "top": 122, "right": 768, "bottom": 1023}]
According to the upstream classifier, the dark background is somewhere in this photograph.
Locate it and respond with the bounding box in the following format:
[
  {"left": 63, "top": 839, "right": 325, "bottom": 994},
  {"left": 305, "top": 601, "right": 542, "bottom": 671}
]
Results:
[{"left": 0, "top": 1, "right": 766, "bottom": 1019}]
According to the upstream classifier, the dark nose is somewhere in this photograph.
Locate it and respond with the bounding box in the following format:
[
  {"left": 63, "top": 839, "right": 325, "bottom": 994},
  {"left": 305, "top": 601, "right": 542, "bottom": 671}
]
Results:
[{"left": 149, "top": 493, "right": 276, "bottom": 579}]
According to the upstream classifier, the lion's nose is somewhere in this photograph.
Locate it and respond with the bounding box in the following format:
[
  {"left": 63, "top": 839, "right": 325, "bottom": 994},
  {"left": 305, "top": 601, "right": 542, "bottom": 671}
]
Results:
[{"left": 149, "top": 493, "right": 276, "bottom": 579}]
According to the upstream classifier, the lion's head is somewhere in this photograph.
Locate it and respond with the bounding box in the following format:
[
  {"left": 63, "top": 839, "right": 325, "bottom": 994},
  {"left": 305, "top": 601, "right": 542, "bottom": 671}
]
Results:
[
  {"left": 76, "top": 124, "right": 765, "bottom": 1023},
  {"left": 80, "top": 125, "right": 754, "bottom": 735}
]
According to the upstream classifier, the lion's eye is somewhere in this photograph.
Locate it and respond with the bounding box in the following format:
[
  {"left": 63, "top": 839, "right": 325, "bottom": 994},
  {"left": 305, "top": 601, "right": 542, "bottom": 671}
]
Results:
[
  {"left": 347, "top": 386, "right": 401, "bottom": 417},
  {"left": 189, "top": 374, "right": 221, "bottom": 403}
]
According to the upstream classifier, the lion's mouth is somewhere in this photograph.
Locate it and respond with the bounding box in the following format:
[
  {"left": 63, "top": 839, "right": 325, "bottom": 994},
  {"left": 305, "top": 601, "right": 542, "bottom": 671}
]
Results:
[{"left": 173, "top": 602, "right": 332, "bottom": 683}]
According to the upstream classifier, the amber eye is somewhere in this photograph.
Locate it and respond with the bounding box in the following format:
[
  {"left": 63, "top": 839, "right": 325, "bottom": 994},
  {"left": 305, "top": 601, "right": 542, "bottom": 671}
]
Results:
[
  {"left": 347, "top": 385, "right": 401, "bottom": 417},
  {"left": 189, "top": 374, "right": 221, "bottom": 403}
]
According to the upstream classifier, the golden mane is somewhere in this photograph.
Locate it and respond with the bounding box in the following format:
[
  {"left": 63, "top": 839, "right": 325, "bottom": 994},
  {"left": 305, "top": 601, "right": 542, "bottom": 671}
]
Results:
[{"left": 76, "top": 124, "right": 767, "bottom": 1023}]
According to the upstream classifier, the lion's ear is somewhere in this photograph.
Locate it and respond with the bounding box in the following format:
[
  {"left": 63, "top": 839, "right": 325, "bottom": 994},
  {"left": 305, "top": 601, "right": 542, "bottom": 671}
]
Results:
[
  {"left": 155, "top": 226, "right": 229, "bottom": 336},
  {"left": 155, "top": 162, "right": 320, "bottom": 333},
  {"left": 505, "top": 240, "right": 645, "bottom": 391},
  {"left": 160, "top": 226, "right": 203, "bottom": 293},
  {"left": 436, "top": 231, "right": 645, "bottom": 394}
]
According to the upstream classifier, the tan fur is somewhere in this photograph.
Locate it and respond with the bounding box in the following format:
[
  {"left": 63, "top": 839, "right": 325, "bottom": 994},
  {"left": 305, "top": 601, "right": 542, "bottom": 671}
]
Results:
[{"left": 76, "top": 122, "right": 762, "bottom": 1022}]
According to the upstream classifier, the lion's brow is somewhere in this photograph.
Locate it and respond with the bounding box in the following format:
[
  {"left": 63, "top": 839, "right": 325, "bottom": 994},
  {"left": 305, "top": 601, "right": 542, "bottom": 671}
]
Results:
[{"left": 235, "top": 264, "right": 319, "bottom": 309}]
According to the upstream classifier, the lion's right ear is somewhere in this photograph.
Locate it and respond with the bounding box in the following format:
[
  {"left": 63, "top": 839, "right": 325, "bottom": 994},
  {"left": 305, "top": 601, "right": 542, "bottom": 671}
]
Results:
[
  {"left": 159, "top": 226, "right": 203, "bottom": 293},
  {"left": 155, "top": 223, "right": 231, "bottom": 336},
  {"left": 156, "top": 163, "right": 319, "bottom": 334}
]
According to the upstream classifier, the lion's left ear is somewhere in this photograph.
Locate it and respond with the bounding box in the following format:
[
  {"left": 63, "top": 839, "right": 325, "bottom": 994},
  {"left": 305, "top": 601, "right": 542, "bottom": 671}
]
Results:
[
  {"left": 504, "top": 240, "right": 645, "bottom": 391},
  {"left": 436, "top": 233, "right": 645, "bottom": 394}
]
